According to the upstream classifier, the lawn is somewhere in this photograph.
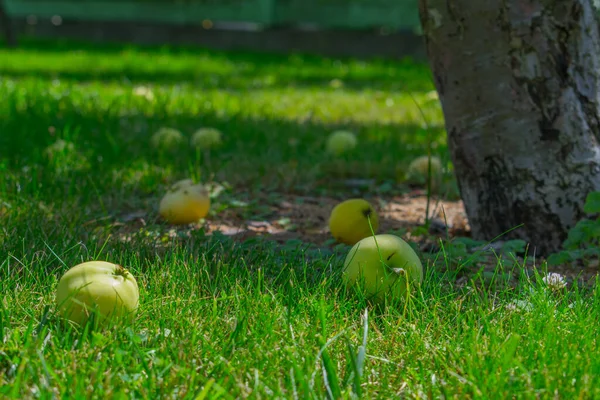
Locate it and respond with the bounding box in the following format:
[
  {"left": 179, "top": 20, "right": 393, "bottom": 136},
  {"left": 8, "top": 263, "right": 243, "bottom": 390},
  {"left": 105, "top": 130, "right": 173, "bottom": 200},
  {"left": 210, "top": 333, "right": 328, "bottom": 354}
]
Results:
[{"left": 1, "top": 38, "right": 599, "bottom": 399}]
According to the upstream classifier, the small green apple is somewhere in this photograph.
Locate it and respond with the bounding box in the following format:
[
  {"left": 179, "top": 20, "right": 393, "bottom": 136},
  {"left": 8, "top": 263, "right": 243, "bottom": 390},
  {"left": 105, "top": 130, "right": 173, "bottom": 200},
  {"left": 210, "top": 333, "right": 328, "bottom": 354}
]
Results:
[
  {"left": 56, "top": 261, "right": 140, "bottom": 327},
  {"left": 329, "top": 198, "right": 379, "bottom": 245},
  {"left": 342, "top": 234, "right": 423, "bottom": 304},
  {"left": 150, "top": 127, "right": 184, "bottom": 150},
  {"left": 326, "top": 130, "right": 357, "bottom": 155},
  {"left": 190, "top": 128, "right": 223, "bottom": 150},
  {"left": 405, "top": 155, "right": 442, "bottom": 190},
  {"left": 159, "top": 179, "right": 211, "bottom": 224},
  {"left": 43, "top": 139, "right": 75, "bottom": 160},
  {"left": 42, "top": 139, "right": 90, "bottom": 174}
]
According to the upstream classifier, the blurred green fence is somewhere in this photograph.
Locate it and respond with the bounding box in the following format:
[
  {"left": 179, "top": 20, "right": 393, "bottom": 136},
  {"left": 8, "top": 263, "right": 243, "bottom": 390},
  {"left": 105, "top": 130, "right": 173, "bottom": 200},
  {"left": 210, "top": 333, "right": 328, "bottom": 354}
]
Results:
[{"left": 3, "top": 0, "right": 420, "bottom": 30}]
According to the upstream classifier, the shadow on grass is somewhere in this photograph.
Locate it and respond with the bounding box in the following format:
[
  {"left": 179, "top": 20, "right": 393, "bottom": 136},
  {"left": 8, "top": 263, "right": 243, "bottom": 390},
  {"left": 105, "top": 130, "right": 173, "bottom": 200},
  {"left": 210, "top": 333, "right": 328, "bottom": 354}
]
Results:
[
  {"left": 1, "top": 106, "right": 448, "bottom": 192},
  {"left": 1, "top": 103, "right": 452, "bottom": 282},
  {"left": 0, "top": 38, "right": 435, "bottom": 92},
  {"left": 0, "top": 108, "right": 451, "bottom": 248}
]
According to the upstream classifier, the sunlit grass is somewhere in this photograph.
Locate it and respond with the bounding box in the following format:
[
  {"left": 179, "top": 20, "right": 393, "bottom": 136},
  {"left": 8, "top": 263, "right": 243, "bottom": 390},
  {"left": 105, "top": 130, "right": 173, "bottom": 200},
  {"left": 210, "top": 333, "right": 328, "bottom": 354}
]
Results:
[{"left": 1, "top": 39, "right": 598, "bottom": 399}]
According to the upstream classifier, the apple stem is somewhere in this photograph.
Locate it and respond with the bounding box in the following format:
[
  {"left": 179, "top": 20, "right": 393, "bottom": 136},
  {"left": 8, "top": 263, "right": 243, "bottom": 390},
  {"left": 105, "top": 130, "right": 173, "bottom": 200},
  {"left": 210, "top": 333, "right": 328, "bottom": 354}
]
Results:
[{"left": 114, "top": 265, "right": 129, "bottom": 277}]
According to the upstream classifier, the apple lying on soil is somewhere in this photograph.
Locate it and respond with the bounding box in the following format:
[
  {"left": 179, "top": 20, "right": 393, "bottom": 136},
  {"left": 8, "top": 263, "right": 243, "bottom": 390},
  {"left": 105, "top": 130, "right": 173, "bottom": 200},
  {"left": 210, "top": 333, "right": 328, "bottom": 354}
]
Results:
[
  {"left": 342, "top": 234, "right": 423, "bottom": 304},
  {"left": 329, "top": 198, "right": 379, "bottom": 245},
  {"left": 56, "top": 261, "right": 140, "bottom": 327},
  {"left": 159, "top": 179, "right": 211, "bottom": 224},
  {"left": 406, "top": 155, "right": 442, "bottom": 190}
]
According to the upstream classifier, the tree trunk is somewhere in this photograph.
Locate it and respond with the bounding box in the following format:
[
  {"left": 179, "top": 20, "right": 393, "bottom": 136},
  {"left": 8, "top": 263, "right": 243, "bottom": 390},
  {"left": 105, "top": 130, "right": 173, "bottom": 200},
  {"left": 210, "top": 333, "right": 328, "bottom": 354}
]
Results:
[{"left": 418, "top": 0, "right": 600, "bottom": 255}]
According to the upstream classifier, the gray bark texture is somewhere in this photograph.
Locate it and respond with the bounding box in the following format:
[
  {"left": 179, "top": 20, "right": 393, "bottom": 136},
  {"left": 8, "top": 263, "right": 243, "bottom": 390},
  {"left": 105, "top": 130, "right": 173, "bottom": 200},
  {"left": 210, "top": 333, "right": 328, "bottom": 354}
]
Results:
[{"left": 418, "top": 0, "right": 600, "bottom": 255}]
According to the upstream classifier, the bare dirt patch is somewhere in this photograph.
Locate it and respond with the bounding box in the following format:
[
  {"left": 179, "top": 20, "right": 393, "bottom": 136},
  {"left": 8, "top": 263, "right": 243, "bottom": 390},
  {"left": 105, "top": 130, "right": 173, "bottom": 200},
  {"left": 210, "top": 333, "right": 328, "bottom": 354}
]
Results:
[
  {"left": 204, "top": 192, "right": 469, "bottom": 246},
  {"left": 111, "top": 192, "right": 598, "bottom": 288}
]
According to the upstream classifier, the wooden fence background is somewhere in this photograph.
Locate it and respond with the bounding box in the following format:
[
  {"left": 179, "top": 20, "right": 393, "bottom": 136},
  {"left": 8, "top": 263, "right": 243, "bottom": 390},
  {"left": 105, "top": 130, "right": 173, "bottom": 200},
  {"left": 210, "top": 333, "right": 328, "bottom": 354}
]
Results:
[{"left": 3, "top": 0, "right": 421, "bottom": 31}]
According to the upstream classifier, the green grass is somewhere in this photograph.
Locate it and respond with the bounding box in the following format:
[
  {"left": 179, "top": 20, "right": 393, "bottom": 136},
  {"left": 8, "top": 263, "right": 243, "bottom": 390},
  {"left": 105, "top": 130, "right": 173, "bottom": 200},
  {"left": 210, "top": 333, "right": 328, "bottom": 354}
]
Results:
[{"left": 1, "top": 38, "right": 599, "bottom": 399}]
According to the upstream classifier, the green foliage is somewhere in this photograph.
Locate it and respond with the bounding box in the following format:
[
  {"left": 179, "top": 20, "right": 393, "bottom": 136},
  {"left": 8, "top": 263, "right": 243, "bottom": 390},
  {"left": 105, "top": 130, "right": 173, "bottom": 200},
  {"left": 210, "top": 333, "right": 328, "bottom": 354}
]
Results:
[
  {"left": 547, "top": 191, "right": 600, "bottom": 266},
  {"left": 436, "top": 237, "right": 528, "bottom": 274},
  {"left": 583, "top": 191, "right": 600, "bottom": 214}
]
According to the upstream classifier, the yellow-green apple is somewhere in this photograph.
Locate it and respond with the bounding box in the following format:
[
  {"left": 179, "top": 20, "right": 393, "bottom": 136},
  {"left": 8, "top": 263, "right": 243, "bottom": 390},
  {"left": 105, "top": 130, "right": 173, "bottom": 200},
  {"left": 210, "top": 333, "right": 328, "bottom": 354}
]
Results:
[
  {"left": 329, "top": 198, "right": 379, "bottom": 245},
  {"left": 406, "top": 155, "right": 442, "bottom": 190},
  {"left": 190, "top": 128, "right": 223, "bottom": 150},
  {"left": 159, "top": 179, "right": 210, "bottom": 224},
  {"left": 342, "top": 234, "right": 423, "bottom": 304},
  {"left": 326, "top": 130, "right": 357, "bottom": 155},
  {"left": 56, "top": 261, "right": 139, "bottom": 327},
  {"left": 150, "top": 127, "right": 184, "bottom": 150}
]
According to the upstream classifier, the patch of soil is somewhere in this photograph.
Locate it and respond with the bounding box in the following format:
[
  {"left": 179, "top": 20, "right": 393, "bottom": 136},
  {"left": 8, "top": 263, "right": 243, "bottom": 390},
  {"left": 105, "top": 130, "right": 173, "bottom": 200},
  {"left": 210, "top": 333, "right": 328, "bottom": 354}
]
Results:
[
  {"left": 110, "top": 192, "right": 599, "bottom": 288},
  {"left": 204, "top": 192, "right": 469, "bottom": 246}
]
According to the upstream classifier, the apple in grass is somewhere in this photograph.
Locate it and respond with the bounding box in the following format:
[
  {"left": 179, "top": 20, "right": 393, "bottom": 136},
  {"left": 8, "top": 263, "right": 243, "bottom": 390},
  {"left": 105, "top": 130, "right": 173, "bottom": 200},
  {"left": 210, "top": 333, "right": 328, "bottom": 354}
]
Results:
[
  {"left": 43, "top": 139, "right": 75, "bottom": 160},
  {"left": 405, "top": 155, "right": 443, "bottom": 190},
  {"left": 342, "top": 234, "right": 423, "bottom": 305},
  {"left": 56, "top": 261, "right": 140, "bottom": 327},
  {"left": 159, "top": 179, "right": 210, "bottom": 224},
  {"left": 190, "top": 128, "right": 223, "bottom": 150},
  {"left": 329, "top": 198, "right": 379, "bottom": 245},
  {"left": 150, "top": 127, "right": 184, "bottom": 150},
  {"left": 326, "top": 130, "right": 357, "bottom": 155}
]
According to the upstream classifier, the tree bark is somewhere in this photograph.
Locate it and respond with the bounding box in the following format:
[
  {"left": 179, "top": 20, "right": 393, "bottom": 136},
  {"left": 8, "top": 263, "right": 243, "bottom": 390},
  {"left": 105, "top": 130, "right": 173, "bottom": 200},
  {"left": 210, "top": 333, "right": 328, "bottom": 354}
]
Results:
[{"left": 418, "top": 0, "right": 600, "bottom": 255}]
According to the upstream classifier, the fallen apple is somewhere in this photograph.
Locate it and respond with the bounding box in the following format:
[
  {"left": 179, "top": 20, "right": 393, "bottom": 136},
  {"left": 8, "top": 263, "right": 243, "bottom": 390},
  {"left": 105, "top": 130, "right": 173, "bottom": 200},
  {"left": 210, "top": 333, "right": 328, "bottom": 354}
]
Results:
[
  {"left": 406, "top": 155, "right": 442, "bottom": 190},
  {"left": 190, "top": 128, "right": 223, "bottom": 150},
  {"left": 342, "top": 234, "right": 423, "bottom": 304},
  {"left": 329, "top": 198, "right": 379, "bottom": 245},
  {"left": 43, "top": 139, "right": 75, "bottom": 160},
  {"left": 150, "top": 127, "right": 184, "bottom": 150},
  {"left": 159, "top": 179, "right": 210, "bottom": 224},
  {"left": 326, "top": 130, "right": 357, "bottom": 155},
  {"left": 56, "top": 261, "right": 140, "bottom": 327}
]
